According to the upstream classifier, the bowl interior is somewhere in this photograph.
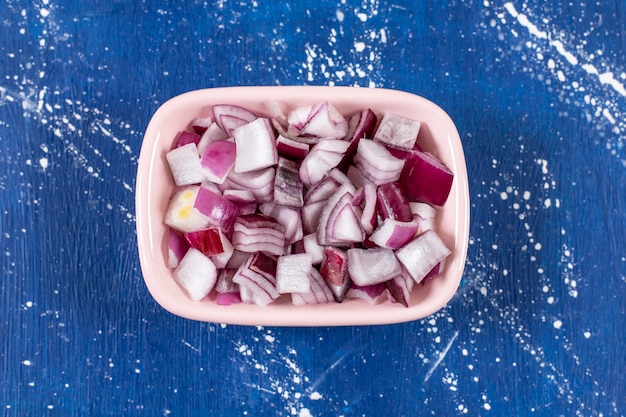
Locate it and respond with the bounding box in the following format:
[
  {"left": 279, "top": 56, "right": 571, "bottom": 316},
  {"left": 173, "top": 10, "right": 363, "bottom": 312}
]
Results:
[{"left": 136, "top": 86, "right": 469, "bottom": 326}]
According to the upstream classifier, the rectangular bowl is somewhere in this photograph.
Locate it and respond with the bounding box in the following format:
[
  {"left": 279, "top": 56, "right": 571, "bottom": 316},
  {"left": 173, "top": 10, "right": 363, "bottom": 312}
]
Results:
[{"left": 135, "top": 86, "right": 469, "bottom": 326}]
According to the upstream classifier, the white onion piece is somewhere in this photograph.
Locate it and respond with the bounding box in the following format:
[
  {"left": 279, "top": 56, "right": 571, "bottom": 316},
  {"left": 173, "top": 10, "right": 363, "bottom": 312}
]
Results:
[
  {"left": 299, "top": 145, "right": 345, "bottom": 187},
  {"left": 395, "top": 230, "right": 451, "bottom": 284},
  {"left": 166, "top": 143, "right": 205, "bottom": 186},
  {"left": 336, "top": 108, "right": 378, "bottom": 172},
  {"left": 233, "top": 118, "right": 278, "bottom": 173},
  {"left": 347, "top": 247, "right": 402, "bottom": 286},
  {"left": 276, "top": 253, "right": 313, "bottom": 294},
  {"left": 214, "top": 268, "right": 238, "bottom": 294},
  {"left": 354, "top": 139, "right": 405, "bottom": 185},
  {"left": 346, "top": 165, "right": 371, "bottom": 189},
  {"left": 304, "top": 176, "right": 341, "bottom": 204},
  {"left": 352, "top": 183, "right": 377, "bottom": 235},
  {"left": 328, "top": 168, "right": 351, "bottom": 184},
  {"left": 409, "top": 201, "right": 437, "bottom": 219},
  {"left": 262, "top": 204, "right": 303, "bottom": 244},
  {"left": 326, "top": 197, "right": 364, "bottom": 245},
  {"left": 232, "top": 214, "right": 286, "bottom": 256},
  {"left": 287, "top": 101, "right": 349, "bottom": 141},
  {"left": 165, "top": 186, "right": 211, "bottom": 233},
  {"left": 302, "top": 233, "right": 324, "bottom": 264},
  {"left": 174, "top": 248, "right": 217, "bottom": 301},
  {"left": 316, "top": 183, "right": 357, "bottom": 246},
  {"left": 301, "top": 200, "right": 326, "bottom": 235},
  {"left": 373, "top": 112, "right": 421, "bottom": 150}
]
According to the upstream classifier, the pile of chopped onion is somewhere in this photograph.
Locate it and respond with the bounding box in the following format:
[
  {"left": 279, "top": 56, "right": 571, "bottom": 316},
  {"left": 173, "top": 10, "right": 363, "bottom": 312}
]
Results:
[{"left": 164, "top": 101, "right": 454, "bottom": 307}]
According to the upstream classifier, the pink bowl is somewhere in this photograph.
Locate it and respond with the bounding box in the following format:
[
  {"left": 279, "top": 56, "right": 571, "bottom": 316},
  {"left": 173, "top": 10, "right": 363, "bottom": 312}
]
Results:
[{"left": 135, "top": 86, "right": 469, "bottom": 326}]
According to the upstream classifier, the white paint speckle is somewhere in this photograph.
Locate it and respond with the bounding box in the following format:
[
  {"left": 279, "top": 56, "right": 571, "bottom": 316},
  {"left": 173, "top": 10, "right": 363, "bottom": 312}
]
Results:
[
  {"left": 309, "top": 392, "right": 322, "bottom": 400},
  {"left": 553, "top": 319, "right": 563, "bottom": 329},
  {"left": 22, "top": 360, "right": 33, "bottom": 366}
]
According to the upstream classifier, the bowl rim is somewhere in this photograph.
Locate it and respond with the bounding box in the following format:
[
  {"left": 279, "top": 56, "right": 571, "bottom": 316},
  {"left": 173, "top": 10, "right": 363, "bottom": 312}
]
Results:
[{"left": 135, "top": 85, "right": 470, "bottom": 326}]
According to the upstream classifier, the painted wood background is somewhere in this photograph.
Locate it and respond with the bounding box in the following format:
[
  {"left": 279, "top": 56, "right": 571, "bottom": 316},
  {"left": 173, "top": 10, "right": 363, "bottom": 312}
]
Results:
[{"left": 1, "top": 1, "right": 625, "bottom": 415}]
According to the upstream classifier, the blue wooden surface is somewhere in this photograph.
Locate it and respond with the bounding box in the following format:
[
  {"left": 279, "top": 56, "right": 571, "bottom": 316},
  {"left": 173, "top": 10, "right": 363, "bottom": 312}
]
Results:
[{"left": 1, "top": 1, "right": 625, "bottom": 416}]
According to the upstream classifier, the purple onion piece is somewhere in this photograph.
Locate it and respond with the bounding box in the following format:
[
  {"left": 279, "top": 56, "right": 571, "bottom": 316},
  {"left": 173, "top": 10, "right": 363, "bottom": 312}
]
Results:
[
  {"left": 399, "top": 150, "right": 454, "bottom": 206},
  {"left": 376, "top": 182, "right": 414, "bottom": 222},
  {"left": 168, "top": 229, "right": 190, "bottom": 268},
  {"left": 175, "top": 130, "right": 202, "bottom": 149},
  {"left": 193, "top": 187, "right": 240, "bottom": 235}
]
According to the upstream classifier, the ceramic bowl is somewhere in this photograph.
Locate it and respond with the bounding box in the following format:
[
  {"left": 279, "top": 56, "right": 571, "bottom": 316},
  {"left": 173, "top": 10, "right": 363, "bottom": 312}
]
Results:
[{"left": 135, "top": 86, "right": 469, "bottom": 326}]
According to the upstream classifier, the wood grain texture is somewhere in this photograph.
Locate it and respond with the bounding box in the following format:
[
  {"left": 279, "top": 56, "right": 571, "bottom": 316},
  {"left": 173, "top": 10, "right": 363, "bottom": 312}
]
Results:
[{"left": 1, "top": 1, "right": 625, "bottom": 416}]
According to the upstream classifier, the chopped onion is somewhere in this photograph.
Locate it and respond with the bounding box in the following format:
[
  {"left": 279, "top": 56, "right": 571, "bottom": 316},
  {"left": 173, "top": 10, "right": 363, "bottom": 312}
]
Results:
[
  {"left": 385, "top": 266, "right": 414, "bottom": 307},
  {"left": 175, "top": 130, "right": 202, "bottom": 148},
  {"left": 291, "top": 268, "right": 335, "bottom": 305},
  {"left": 299, "top": 140, "right": 348, "bottom": 187},
  {"left": 163, "top": 101, "right": 455, "bottom": 307},
  {"left": 369, "top": 217, "right": 419, "bottom": 250},
  {"left": 276, "top": 253, "right": 313, "bottom": 293},
  {"left": 232, "top": 214, "right": 286, "bottom": 256},
  {"left": 165, "top": 186, "right": 211, "bottom": 233},
  {"left": 212, "top": 104, "right": 258, "bottom": 136},
  {"left": 354, "top": 139, "right": 405, "bottom": 185},
  {"left": 373, "top": 112, "right": 421, "bottom": 150},
  {"left": 168, "top": 229, "right": 189, "bottom": 268},
  {"left": 395, "top": 230, "right": 451, "bottom": 284},
  {"left": 336, "top": 108, "right": 377, "bottom": 172},
  {"left": 347, "top": 247, "right": 402, "bottom": 286},
  {"left": 233, "top": 118, "right": 278, "bottom": 173},
  {"left": 232, "top": 253, "right": 279, "bottom": 306},
  {"left": 174, "top": 248, "right": 217, "bottom": 301},
  {"left": 287, "top": 101, "right": 349, "bottom": 141},
  {"left": 166, "top": 143, "right": 205, "bottom": 186},
  {"left": 376, "top": 182, "right": 414, "bottom": 222},
  {"left": 200, "top": 140, "right": 236, "bottom": 184},
  {"left": 190, "top": 116, "right": 213, "bottom": 135},
  {"left": 193, "top": 186, "right": 240, "bottom": 235},
  {"left": 320, "top": 247, "right": 348, "bottom": 286},
  {"left": 276, "top": 135, "right": 309, "bottom": 160},
  {"left": 399, "top": 150, "right": 454, "bottom": 206},
  {"left": 197, "top": 123, "right": 229, "bottom": 155},
  {"left": 346, "top": 283, "right": 388, "bottom": 304},
  {"left": 274, "top": 158, "right": 304, "bottom": 208}
]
